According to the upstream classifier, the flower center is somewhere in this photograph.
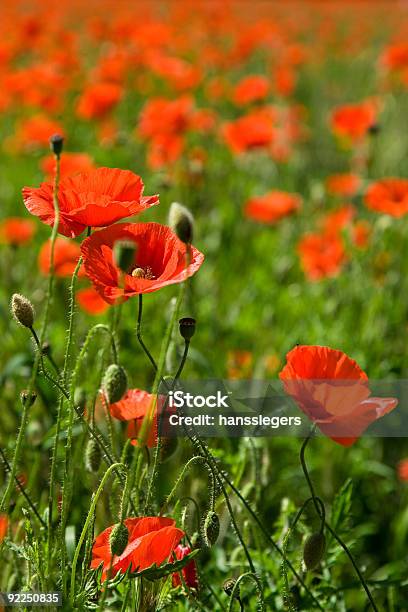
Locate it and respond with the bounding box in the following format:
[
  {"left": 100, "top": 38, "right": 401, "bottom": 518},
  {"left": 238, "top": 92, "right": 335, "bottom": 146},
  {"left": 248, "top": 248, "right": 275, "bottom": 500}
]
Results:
[{"left": 131, "top": 266, "right": 155, "bottom": 280}]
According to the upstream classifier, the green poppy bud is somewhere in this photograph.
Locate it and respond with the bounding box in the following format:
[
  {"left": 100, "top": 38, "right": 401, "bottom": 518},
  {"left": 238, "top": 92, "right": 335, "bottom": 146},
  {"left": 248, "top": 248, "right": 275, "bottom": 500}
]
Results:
[
  {"left": 202, "top": 510, "right": 220, "bottom": 547},
  {"left": 109, "top": 521, "right": 129, "bottom": 556},
  {"left": 85, "top": 438, "right": 102, "bottom": 472},
  {"left": 303, "top": 532, "right": 326, "bottom": 571},
  {"left": 11, "top": 294, "right": 35, "bottom": 328},
  {"left": 169, "top": 202, "right": 194, "bottom": 244},
  {"left": 102, "top": 364, "right": 128, "bottom": 404}
]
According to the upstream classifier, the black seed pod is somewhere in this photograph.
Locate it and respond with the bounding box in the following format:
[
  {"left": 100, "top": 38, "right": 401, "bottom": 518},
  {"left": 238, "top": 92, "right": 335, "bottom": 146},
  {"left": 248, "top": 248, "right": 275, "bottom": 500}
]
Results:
[
  {"left": 179, "top": 317, "right": 196, "bottom": 342},
  {"left": 85, "top": 438, "right": 102, "bottom": 472},
  {"left": 202, "top": 510, "right": 220, "bottom": 547},
  {"left": 303, "top": 532, "right": 326, "bottom": 571},
  {"left": 109, "top": 522, "right": 129, "bottom": 556},
  {"left": 50, "top": 134, "right": 64, "bottom": 156},
  {"left": 102, "top": 364, "right": 128, "bottom": 404}
]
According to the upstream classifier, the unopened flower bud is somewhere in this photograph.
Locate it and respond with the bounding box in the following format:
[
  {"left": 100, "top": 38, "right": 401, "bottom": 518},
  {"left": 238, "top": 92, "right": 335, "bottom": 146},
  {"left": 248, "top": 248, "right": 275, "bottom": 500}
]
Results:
[
  {"left": 169, "top": 202, "right": 194, "bottom": 244},
  {"left": 50, "top": 134, "right": 64, "bottom": 156},
  {"left": 102, "top": 364, "right": 128, "bottom": 404},
  {"left": 303, "top": 532, "right": 326, "bottom": 571},
  {"left": 41, "top": 341, "right": 51, "bottom": 356},
  {"left": 11, "top": 294, "right": 35, "bottom": 328},
  {"left": 109, "top": 521, "right": 129, "bottom": 556},
  {"left": 74, "top": 387, "right": 87, "bottom": 414},
  {"left": 223, "top": 578, "right": 239, "bottom": 598},
  {"left": 20, "top": 390, "right": 37, "bottom": 407},
  {"left": 113, "top": 239, "right": 137, "bottom": 274},
  {"left": 179, "top": 317, "right": 196, "bottom": 342},
  {"left": 85, "top": 438, "right": 102, "bottom": 472},
  {"left": 202, "top": 510, "right": 220, "bottom": 547}
]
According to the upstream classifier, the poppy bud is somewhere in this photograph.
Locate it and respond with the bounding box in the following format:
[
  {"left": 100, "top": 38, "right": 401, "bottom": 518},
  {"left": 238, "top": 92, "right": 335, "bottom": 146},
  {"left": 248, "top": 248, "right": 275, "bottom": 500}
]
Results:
[
  {"left": 11, "top": 293, "right": 35, "bottom": 328},
  {"left": 113, "top": 239, "right": 137, "bottom": 274},
  {"left": 102, "top": 364, "right": 128, "bottom": 404},
  {"left": 179, "top": 317, "right": 196, "bottom": 342},
  {"left": 109, "top": 521, "right": 129, "bottom": 556},
  {"left": 303, "top": 532, "right": 326, "bottom": 571},
  {"left": 85, "top": 438, "right": 102, "bottom": 472},
  {"left": 74, "top": 387, "right": 87, "bottom": 414},
  {"left": 41, "top": 341, "right": 51, "bottom": 356},
  {"left": 202, "top": 510, "right": 220, "bottom": 547},
  {"left": 20, "top": 390, "right": 37, "bottom": 407},
  {"left": 50, "top": 134, "right": 64, "bottom": 156},
  {"left": 223, "top": 578, "right": 240, "bottom": 598},
  {"left": 169, "top": 202, "right": 194, "bottom": 244}
]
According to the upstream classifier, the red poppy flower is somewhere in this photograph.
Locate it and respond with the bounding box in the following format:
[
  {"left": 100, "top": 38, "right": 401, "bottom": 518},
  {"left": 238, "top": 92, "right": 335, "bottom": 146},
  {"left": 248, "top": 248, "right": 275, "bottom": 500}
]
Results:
[
  {"left": 279, "top": 345, "right": 398, "bottom": 446},
  {"left": 397, "top": 459, "right": 408, "bottom": 482},
  {"left": 364, "top": 178, "right": 408, "bottom": 218},
  {"left": 380, "top": 43, "right": 408, "bottom": 72},
  {"left": 320, "top": 205, "right": 355, "bottom": 236},
  {"left": 76, "top": 82, "right": 123, "bottom": 120},
  {"left": 91, "top": 516, "right": 184, "bottom": 582},
  {"left": 38, "top": 237, "right": 85, "bottom": 277},
  {"left": 222, "top": 107, "right": 276, "bottom": 154},
  {"left": 76, "top": 287, "right": 110, "bottom": 315},
  {"left": 233, "top": 75, "right": 269, "bottom": 105},
  {"left": 22, "top": 167, "right": 159, "bottom": 237},
  {"left": 297, "top": 231, "right": 346, "bottom": 281},
  {"left": 110, "top": 388, "right": 157, "bottom": 447},
  {"left": 326, "top": 173, "right": 361, "bottom": 198},
  {"left": 274, "top": 64, "right": 296, "bottom": 97},
  {"left": 0, "top": 217, "right": 36, "bottom": 246},
  {"left": 81, "top": 222, "right": 204, "bottom": 304},
  {"left": 0, "top": 514, "right": 8, "bottom": 542},
  {"left": 40, "top": 152, "right": 95, "bottom": 180},
  {"left": 172, "top": 545, "right": 198, "bottom": 590},
  {"left": 331, "top": 101, "right": 377, "bottom": 142},
  {"left": 244, "top": 191, "right": 301, "bottom": 224},
  {"left": 352, "top": 220, "right": 371, "bottom": 249}
]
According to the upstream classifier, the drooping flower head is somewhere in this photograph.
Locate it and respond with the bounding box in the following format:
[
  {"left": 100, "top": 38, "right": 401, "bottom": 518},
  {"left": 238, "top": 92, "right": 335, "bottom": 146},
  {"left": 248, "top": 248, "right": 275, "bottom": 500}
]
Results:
[
  {"left": 279, "top": 345, "right": 397, "bottom": 446},
  {"left": 22, "top": 167, "right": 159, "bottom": 237},
  {"left": 91, "top": 516, "right": 184, "bottom": 582},
  {"left": 81, "top": 222, "right": 204, "bottom": 304}
]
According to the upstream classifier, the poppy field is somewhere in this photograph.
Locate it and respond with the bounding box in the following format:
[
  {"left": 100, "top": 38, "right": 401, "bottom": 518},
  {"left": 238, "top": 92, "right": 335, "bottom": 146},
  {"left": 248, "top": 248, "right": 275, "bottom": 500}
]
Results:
[{"left": 1, "top": 1, "right": 408, "bottom": 610}]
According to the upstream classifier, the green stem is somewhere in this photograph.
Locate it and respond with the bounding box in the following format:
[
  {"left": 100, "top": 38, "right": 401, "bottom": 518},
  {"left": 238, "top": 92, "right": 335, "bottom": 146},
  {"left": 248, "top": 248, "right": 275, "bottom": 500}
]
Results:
[
  {"left": 0, "top": 152, "right": 61, "bottom": 513},
  {"left": 228, "top": 572, "right": 265, "bottom": 612},
  {"left": 300, "top": 433, "right": 379, "bottom": 612}
]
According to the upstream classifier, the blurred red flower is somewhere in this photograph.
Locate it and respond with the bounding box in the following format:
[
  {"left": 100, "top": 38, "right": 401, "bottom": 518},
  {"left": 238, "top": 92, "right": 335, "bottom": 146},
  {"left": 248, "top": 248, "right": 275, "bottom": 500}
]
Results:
[
  {"left": 172, "top": 544, "right": 198, "bottom": 590},
  {"left": 0, "top": 514, "right": 8, "bottom": 542},
  {"left": 76, "top": 82, "right": 123, "bottom": 120},
  {"left": 326, "top": 173, "right": 361, "bottom": 198},
  {"left": 380, "top": 43, "right": 408, "bottom": 72},
  {"left": 352, "top": 220, "right": 371, "bottom": 249},
  {"left": 76, "top": 286, "right": 110, "bottom": 315},
  {"left": 280, "top": 345, "right": 398, "bottom": 446},
  {"left": 244, "top": 190, "right": 301, "bottom": 224},
  {"left": 15, "top": 114, "right": 65, "bottom": 150},
  {"left": 397, "top": 459, "right": 408, "bottom": 482},
  {"left": 81, "top": 222, "right": 204, "bottom": 304},
  {"left": 365, "top": 178, "right": 408, "bottom": 218},
  {"left": 110, "top": 388, "right": 157, "bottom": 448},
  {"left": 233, "top": 75, "right": 269, "bottom": 105},
  {"left": 320, "top": 204, "right": 355, "bottom": 236},
  {"left": 331, "top": 101, "right": 377, "bottom": 142},
  {"left": 91, "top": 516, "right": 184, "bottom": 581},
  {"left": 0, "top": 217, "right": 36, "bottom": 246},
  {"left": 298, "top": 231, "right": 347, "bottom": 281},
  {"left": 38, "top": 237, "right": 85, "bottom": 277},
  {"left": 23, "top": 167, "right": 158, "bottom": 237},
  {"left": 40, "top": 152, "right": 95, "bottom": 180},
  {"left": 223, "top": 107, "right": 276, "bottom": 154}
]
